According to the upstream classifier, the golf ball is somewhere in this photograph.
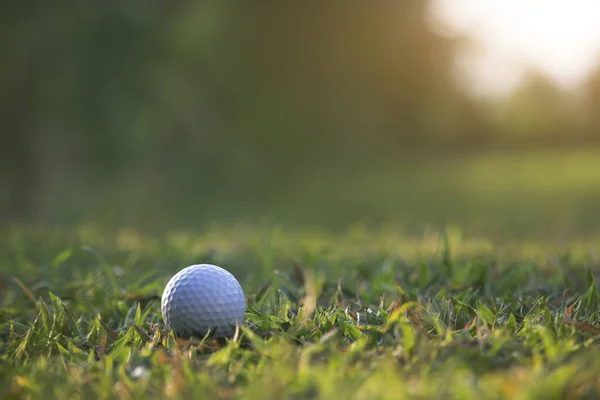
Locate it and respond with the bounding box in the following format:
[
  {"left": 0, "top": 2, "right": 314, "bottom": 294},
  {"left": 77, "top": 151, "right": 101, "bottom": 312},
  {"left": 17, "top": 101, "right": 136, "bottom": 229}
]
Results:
[{"left": 161, "top": 264, "right": 246, "bottom": 338}]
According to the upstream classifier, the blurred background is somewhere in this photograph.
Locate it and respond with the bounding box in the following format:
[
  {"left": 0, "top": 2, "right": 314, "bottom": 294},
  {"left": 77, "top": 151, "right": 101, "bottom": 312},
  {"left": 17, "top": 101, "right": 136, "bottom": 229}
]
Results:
[{"left": 2, "top": 1, "right": 600, "bottom": 239}]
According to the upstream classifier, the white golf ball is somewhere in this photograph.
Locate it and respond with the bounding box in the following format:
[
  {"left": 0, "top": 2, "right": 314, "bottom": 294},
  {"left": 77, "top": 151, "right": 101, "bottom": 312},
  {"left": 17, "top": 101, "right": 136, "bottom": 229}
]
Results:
[{"left": 161, "top": 264, "right": 246, "bottom": 338}]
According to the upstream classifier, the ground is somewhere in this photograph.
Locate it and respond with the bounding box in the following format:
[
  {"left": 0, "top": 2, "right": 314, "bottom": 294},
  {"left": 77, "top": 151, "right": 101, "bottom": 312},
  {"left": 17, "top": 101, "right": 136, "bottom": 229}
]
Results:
[{"left": 2, "top": 225, "right": 600, "bottom": 399}]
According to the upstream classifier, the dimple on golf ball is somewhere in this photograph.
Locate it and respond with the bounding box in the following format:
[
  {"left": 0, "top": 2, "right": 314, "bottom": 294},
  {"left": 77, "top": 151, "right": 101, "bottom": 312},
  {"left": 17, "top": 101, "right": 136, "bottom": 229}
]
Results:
[{"left": 161, "top": 264, "right": 246, "bottom": 338}]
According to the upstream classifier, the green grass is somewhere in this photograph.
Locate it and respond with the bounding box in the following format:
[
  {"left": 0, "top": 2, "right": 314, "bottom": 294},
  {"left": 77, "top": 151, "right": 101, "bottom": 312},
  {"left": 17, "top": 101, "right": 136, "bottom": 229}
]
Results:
[
  {"left": 258, "top": 149, "right": 600, "bottom": 238},
  {"left": 2, "top": 225, "right": 600, "bottom": 399},
  {"left": 34, "top": 148, "right": 600, "bottom": 239}
]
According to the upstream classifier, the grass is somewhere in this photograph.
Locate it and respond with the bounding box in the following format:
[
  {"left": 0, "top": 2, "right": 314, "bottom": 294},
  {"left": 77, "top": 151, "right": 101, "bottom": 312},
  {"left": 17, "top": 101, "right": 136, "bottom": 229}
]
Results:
[
  {"left": 253, "top": 148, "right": 600, "bottom": 238},
  {"left": 2, "top": 224, "right": 600, "bottom": 399},
  {"left": 35, "top": 148, "right": 600, "bottom": 239}
]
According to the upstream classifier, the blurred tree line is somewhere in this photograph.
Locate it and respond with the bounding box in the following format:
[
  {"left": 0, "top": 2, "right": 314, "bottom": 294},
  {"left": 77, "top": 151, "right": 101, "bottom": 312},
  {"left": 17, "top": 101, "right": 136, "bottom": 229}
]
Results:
[{"left": 2, "top": 1, "right": 600, "bottom": 229}]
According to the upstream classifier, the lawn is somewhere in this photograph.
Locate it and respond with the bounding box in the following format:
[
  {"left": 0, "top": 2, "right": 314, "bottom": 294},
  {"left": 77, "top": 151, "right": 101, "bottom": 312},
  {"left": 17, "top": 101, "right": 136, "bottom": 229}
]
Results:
[{"left": 2, "top": 225, "right": 600, "bottom": 399}]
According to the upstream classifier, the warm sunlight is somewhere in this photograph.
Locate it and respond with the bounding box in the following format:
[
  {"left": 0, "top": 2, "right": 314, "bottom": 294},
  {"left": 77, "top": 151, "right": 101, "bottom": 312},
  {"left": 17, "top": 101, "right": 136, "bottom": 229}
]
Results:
[{"left": 432, "top": 0, "right": 600, "bottom": 95}]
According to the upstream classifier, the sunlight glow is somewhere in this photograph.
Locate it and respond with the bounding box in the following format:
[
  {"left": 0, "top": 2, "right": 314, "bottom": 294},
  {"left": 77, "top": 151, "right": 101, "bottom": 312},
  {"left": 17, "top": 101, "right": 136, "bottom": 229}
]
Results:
[{"left": 431, "top": 0, "right": 600, "bottom": 95}]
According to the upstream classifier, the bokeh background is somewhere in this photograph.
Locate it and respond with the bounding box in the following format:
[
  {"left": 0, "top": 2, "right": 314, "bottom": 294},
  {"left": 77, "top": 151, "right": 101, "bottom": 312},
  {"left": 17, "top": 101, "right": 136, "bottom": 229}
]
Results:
[{"left": 3, "top": 1, "right": 600, "bottom": 239}]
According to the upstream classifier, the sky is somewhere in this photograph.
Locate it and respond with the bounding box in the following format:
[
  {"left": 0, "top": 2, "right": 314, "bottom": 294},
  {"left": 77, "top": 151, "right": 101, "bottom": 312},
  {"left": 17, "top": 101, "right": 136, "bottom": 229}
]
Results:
[{"left": 431, "top": 0, "right": 600, "bottom": 96}]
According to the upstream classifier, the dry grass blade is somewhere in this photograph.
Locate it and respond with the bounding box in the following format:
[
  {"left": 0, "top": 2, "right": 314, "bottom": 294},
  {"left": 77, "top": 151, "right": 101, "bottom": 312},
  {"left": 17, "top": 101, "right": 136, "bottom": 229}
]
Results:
[
  {"left": 97, "top": 331, "right": 108, "bottom": 359},
  {"left": 232, "top": 323, "right": 240, "bottom": 343},
  {"left": 123, "top": 293, "right": 161, "bottom": 302},
  {"left": 174, "top": 336, "right": 211, "bottom": 351},
  {"left": 562, "top": 322, "right": 600, "bottom": 335},
  {"left": 320, "top": 329, "right": 339, "bottom": 343},
  {"left": 12, "top": 277, "right": 37, "bottom": 306},
  {"left": 99, "top": 318, "right": 119, "bottom": 341},
  {"left": 387, "top": 299, "right": 403, "bottom": 315},
  {"left": 133, "top": 324, "right": 153, "bottom": 341},
  {"left": 563, "top": 301, "right": 577, "bottom": 322},
  {"left": 335, "top": 279, "right": 344, "bottom": 308},
  {"left": 301, "top": 270, "right": 317, "bottom": 323},
  {"left": 407, "top": 308, "right": 426, "bottom": 333},
  {"left": 346, "top": 309, "right": 358, "bottom": 322}
]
